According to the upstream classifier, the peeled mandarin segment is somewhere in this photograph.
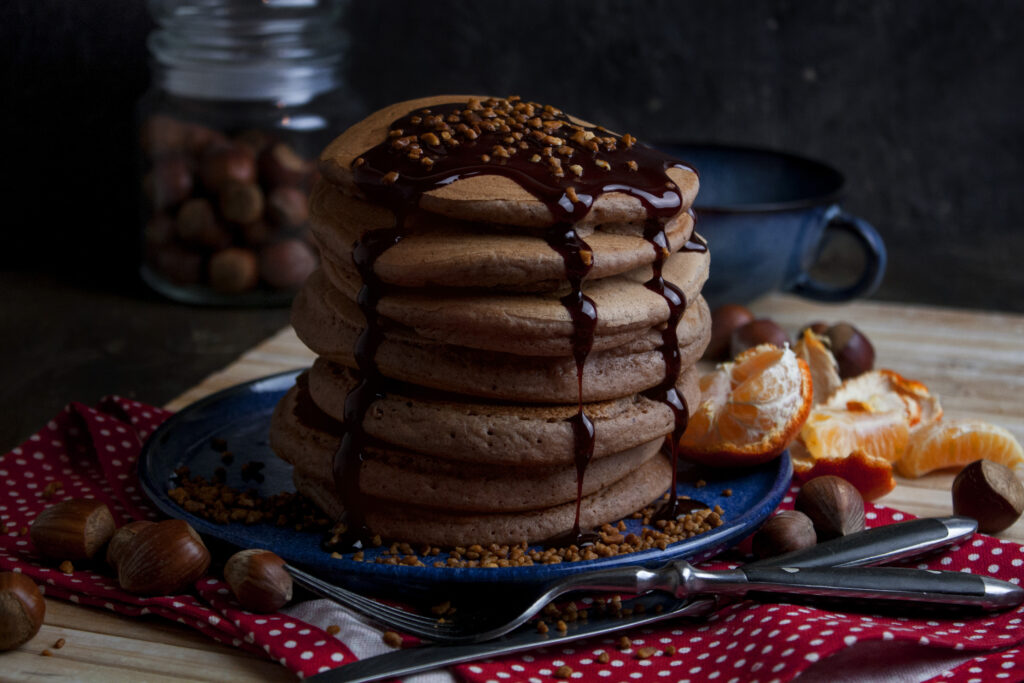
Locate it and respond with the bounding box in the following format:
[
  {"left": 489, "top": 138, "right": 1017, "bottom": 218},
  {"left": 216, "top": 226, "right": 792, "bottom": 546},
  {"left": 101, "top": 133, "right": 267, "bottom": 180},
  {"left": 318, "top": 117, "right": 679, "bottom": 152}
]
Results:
[
  {"left": 794, "top": 328, "right": 841, "bottom": 406},
  {"left": 679, "top": 344, "right": 812, "bottom": 465},
  {"left": 824, "top": 369, "right": 942, "bottom": 430},
  {"left": 895, "top": 419, "right": 1024, "bottom": 478},
  {"left": 801, "top": 407, "right": 910, "bottom": 464}
]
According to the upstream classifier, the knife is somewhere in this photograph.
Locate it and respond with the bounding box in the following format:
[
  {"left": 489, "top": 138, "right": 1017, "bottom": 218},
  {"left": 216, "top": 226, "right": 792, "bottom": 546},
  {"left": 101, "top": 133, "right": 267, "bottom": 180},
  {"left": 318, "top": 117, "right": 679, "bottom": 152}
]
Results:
[{"left": 311, "top": 516, "right": 977, "bottom": 683}]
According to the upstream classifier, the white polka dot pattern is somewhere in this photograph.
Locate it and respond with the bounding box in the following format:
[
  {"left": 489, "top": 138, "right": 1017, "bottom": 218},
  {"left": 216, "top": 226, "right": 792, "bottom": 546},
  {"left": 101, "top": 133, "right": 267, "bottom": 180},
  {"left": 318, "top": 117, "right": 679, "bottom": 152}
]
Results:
[{"left": 0, "top": 398, "right": 351, "bottom": 679}]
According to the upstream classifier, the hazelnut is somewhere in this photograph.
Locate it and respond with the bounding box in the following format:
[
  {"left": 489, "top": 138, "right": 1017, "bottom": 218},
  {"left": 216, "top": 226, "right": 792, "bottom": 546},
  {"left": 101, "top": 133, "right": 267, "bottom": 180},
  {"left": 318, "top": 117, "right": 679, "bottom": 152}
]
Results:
[
  {"left": 117, "top": 519, "right": 210, "bottom": 595},
  {"left": 183, "top": 124, "right": 227, "bottom": 157},
  {"left": 176, "top": 198, "right": 231, "bottom": 250},
  {"left": 259, "top": 239, "right": 317, "bottom": 290},
  {"left": 953, "top": 459, "right": 1024, "bottom": 533},
  {"left": 705, "top": 304, "right": 754, "bottom": 360},
  {"left": 259, "top": 142, "right": 312, "bottom": 188},
  {"left": 30, "top": 498, "right": 115, "bottom": 560},
  {"left": 219, "top": 182, "right": 265, "bottom": 225},
  {"left": 751, "top": 509, "right": 817, "bottom": 559},
  {"left": 105, "top": 521, "right": 155, "bottom": 571},
  {"left": 823, "top": 322, "right": 875, "bottom": 379},
  {"left": 266, "top": 186, "right": 309, "bottom": 228},
  {"left": 144, "top": 155, "right": 194, "bottom": 211},
  {"left": 0, "top": 572, "right": 45, "bottom": 651},
  {"left": 224, "top": 549, "right": 292, "bottom": 613},
  {"left": 234, "top": 128, "right": 273, "bottom": 157},
  {"left": 795, "top": 475, "right": 866, "bottom": 540},
  {"left": 199, "top": 143, "right": 256, "bottom": 193},
  {"left": 240, "top": 220, "right": 278, "bottom": 248},
  {"left": 209, "top": 247, "right": 260, "bottom": 293},
  {"left": 730, "top": 318, "right": 790, "bottom": 357},
  {"left": 802, "top": 321, "right": 829, "bottom": 336}
]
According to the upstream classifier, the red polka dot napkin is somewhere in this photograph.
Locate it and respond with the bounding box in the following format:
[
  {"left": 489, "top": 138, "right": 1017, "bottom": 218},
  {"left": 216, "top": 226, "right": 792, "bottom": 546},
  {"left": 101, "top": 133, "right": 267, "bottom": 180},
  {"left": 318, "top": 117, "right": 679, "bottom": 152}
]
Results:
[{"left": 2, "top": 398, "right": 1023, "bottom": 682}]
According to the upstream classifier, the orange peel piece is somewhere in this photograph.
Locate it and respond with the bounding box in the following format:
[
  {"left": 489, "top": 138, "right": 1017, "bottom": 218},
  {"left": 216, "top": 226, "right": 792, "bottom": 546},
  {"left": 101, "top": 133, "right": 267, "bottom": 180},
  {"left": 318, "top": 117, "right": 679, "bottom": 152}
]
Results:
[
  {"left": 895, "top": 419, "right": 1024, "bottom": 478},
  {"left": 679, "top": 344, "right": 812, "bottom": 467},
  {"left": 791, "top": 444, "right": 896, "bottom": 502}
]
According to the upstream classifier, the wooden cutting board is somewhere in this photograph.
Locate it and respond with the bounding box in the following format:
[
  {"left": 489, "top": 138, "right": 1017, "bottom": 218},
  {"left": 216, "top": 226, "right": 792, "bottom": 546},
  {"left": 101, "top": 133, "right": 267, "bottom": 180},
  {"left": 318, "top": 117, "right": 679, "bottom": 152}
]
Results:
[{"left": 11, "top": 293, "right": 1024, "bottom": 680}]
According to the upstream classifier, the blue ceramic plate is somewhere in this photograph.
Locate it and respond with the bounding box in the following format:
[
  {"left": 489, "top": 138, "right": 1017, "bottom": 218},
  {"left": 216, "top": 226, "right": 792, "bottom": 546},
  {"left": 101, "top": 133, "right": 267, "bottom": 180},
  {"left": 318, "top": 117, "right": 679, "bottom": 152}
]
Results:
[{"left": 139, "top": 370, "right": 792, "bottom": 596}]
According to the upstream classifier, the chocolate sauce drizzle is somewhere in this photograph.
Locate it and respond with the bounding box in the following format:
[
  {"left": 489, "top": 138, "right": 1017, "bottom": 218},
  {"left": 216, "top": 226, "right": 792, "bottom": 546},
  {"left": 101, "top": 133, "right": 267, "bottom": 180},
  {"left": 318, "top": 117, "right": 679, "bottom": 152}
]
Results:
[
  {"left": 543, "top": 224, "right": 599, "bottom": 545},
  {"left": 640, "top": 219, "right": 691, "bottom": 520},
  {"left": 329, "top": 97, "right": 696, "bottom": 550}
]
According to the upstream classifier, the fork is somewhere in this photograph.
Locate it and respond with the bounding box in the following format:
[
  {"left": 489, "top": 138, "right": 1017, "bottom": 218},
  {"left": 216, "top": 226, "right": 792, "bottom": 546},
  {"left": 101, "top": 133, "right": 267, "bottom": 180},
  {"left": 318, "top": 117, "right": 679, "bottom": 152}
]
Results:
[{"left": 284, "top": 516, "right": 1020, "bottom": 644}]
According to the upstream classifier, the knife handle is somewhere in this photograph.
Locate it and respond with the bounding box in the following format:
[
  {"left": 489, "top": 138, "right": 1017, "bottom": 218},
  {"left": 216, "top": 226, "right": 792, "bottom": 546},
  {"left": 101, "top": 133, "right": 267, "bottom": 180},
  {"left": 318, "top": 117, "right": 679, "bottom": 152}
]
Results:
[
  {"left": 745, "top": 516, "right": 978, "bottom": 569},
  {"left": 705, "top": 565, "right": 1024, "bottom": 611}
]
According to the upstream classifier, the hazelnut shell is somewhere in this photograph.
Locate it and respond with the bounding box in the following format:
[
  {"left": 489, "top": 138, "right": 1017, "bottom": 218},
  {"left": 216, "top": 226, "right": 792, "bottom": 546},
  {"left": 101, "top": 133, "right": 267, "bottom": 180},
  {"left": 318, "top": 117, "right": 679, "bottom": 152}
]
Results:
[
  {"left": 730, "top": 319, "right": 790, "bottom": 358},
  {"left": 259, "top": 239, "right": 317, "bottom": 290},
  {"left": 220, "top": 182, "right": 266, "bottom": 225},
  {"left": 30, "top": 498, "right": 116, "bottom": 560},
  {"left": 259, "top": 142, "right": 312, "bottom": 188},
  {"left": 145, "top": 155, "right": 194, "bottom": 211},
  {"left": 952, "top": 459, "right": 1024, "bottom": 533},
  {"left": 117, "top": 519, "right": 210, "bottom": 595},
  {"left": 705, "top": 304, "right": 754, "bottom": 361},
  {"left": 825, "top": 322, "right": 875, "bottom": 379},
  {"left": 0, "top": 572, "right": 46, "bottom": 651},
  {"left": 224, "top": 549, "right": 293, "bottom": 613},
  {"left": 266, "top": 186, "right": 310, "bottom": 228},
  {"left": 209, "top": 248, "right": 260, "bottom": 293},
  {"left": 106, "top": 520, "right": 155, "bottom": 571},
  {"left": 200, "top": 143, "right": 257, "bottom": 193},
  {"left": 795, "top": 475, "right": 866, "bottom": 540},
  {"left": 752, "top": 509, "right": 817, "bottom": 559}
]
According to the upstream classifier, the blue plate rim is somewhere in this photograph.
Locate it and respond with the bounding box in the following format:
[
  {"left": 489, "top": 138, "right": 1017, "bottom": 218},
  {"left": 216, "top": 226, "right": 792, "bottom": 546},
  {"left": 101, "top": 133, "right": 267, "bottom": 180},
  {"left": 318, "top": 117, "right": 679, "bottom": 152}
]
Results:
[{"left": 139, "top": 369, "right": 793, "bottom": 586}]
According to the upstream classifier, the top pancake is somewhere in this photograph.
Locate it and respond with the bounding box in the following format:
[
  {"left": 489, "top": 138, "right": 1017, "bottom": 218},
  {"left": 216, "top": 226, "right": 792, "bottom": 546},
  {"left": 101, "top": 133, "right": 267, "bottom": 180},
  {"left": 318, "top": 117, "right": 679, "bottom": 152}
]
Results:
[
  {"left": 318, "top": 95, "right": 699, "bottom": 228},
  {"left": 310, "top": 181, "right": 697, "bottom": 291}
]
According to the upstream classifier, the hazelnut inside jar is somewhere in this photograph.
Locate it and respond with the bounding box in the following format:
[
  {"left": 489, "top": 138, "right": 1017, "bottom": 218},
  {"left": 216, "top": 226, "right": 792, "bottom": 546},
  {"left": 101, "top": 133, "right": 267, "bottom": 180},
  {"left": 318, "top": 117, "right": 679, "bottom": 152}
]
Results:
[{"left": 136, "top": 0, "right": 360, "bottom": 306}]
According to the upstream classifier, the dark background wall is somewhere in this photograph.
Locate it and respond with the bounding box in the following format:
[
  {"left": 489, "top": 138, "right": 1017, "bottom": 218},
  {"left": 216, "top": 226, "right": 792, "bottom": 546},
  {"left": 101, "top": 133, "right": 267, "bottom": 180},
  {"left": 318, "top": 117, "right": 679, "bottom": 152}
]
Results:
[{"left": 3, "top": 0, "right": 1023, "bottom": 311}]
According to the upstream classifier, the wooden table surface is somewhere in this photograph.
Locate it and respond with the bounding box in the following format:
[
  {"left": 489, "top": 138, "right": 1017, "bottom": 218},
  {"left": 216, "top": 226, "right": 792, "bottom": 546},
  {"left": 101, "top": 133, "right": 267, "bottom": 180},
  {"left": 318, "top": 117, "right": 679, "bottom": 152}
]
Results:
[{"left": 7, "top": 293, "right": 1024, "bottom": 681}]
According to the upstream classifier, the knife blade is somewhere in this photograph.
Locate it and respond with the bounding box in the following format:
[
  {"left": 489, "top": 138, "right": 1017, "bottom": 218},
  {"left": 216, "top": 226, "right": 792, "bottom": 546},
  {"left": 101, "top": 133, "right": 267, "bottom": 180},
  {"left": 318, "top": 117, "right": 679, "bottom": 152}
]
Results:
[{"left": 311, "top": 516, "right": 976, "bottom": 683}]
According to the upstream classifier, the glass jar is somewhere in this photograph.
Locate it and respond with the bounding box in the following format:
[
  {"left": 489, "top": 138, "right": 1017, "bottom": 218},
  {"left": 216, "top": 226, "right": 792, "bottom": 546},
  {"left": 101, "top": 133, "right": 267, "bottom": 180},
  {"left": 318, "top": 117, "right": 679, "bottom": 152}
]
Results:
[{"left": 139, "top": 0, "right": 359, "bottom": 305}]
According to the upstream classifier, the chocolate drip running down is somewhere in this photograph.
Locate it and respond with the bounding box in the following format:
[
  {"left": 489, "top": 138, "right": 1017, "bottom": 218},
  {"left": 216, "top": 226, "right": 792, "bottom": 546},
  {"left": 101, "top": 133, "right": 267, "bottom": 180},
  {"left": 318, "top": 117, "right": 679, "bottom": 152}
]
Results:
[
  {"left": 543, "top": 224, "right": 599, "bottom": 545},
  {"left": 331, "top": 96, "right": 696, "bottom": 550}
]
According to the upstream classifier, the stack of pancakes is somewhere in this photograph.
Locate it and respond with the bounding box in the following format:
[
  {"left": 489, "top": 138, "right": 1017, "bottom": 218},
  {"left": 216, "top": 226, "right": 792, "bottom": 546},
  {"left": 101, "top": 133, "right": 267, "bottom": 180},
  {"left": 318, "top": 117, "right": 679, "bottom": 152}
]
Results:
[{"left": 269, "top": 95, "right": 711, "bottom": 547}]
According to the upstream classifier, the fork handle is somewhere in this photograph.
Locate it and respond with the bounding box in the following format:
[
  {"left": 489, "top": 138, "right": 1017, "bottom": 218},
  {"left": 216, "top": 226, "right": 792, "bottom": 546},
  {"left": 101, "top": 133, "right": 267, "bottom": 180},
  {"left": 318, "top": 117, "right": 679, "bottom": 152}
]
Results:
[{"left": 686, "top": 565, "right": 1024, "bottom": 611}]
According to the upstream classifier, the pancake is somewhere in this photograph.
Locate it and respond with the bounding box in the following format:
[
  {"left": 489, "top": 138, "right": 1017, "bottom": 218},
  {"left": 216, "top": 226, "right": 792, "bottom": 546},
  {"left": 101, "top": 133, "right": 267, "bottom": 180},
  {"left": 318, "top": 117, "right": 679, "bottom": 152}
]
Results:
[
  {"left": 318, "top": 95, "right": 699, "bottom": 229},
  {"left": 292, "top": 454, "right": 674, "bottom": 546},
  {"left": 307, "top": 359, "right": 700, "bottom": 466},
  {"left": 270, "top": 385, "right": 665, "bottom": 512},
  {"left": 309, "top": 180, "right": 697, "bottom": 291},
  {"left": 315, "top": 240, "right": 709, "bottom": 357},
  {"left": 292, "top": 274, "right": 711, "bottom": 402}
]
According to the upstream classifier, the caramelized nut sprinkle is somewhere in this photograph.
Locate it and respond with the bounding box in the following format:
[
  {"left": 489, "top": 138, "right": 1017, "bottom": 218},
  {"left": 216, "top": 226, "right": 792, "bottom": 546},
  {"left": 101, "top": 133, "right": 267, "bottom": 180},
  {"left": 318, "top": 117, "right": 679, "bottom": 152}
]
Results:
[
  {"left": 325, "top": 497, "right": 723, "bottom": 569},
  {"left": 352, "top": 96, "right": 693, "bottom": 224}
]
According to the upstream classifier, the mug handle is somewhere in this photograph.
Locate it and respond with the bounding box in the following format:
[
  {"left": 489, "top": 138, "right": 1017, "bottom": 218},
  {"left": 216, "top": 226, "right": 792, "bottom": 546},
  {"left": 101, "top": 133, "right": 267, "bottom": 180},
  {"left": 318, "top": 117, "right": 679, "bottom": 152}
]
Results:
[{"left": 790, "top": 206, "right": 887, "bottom": 302}]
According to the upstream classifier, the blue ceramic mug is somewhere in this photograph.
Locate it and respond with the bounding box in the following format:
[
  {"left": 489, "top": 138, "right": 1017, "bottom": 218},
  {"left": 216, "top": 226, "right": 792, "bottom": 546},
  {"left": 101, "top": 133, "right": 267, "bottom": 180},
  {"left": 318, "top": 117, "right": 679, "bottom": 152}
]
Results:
[{"left": 658, "top": 144, "right": 886, "bottom": 307}]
